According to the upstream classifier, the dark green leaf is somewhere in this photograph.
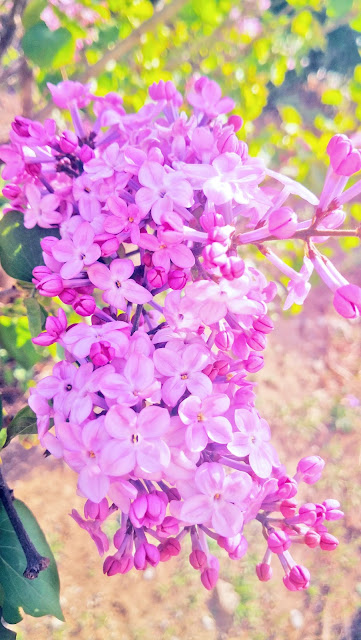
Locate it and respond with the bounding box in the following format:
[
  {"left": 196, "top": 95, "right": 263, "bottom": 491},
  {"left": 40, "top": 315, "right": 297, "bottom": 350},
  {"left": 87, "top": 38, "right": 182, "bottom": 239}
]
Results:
[
  {"left": 0, "top": 429, "right": 7, "bottom": 451},
  {"left": 0, "top": 500, "right": 64, "bottom": 624},
  {"left": 0, "top": 211, "right": 59, "bottom": 283},
  {"left": 22, "top": 0, "right": 47, "bottom": 29},
  {"left": 4, "top": 407, "right": 37, "bottom": 448},
  {"left": 24, "top": 299, "right": 42, "bottom": 339},
  {"left": 21, "top": 22, "right": 73, "bottom": 68}
]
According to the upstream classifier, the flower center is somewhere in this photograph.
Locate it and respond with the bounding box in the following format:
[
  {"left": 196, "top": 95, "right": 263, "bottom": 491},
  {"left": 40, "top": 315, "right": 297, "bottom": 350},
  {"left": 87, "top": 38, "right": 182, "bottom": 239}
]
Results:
[
  {"left": 128, "top": 217, "right": 134, "bottom": 223},
  {"left": 131, "top": 433, "right": 139, "bottom": 444},
  {"left": 181, "top": 373, "right": 188, "bottom": 380},
  {"left": 88, "top": 451, "right": 96, "bottom": 458},
  {"left": 214, "top": 493, "right": 221, "bottom": 500},
  {"left": 66, "top": 384, "right": 72, "bottom": 391},
  {"left": 115, "top": 280, "right": 122, "bottom": 288},
  {"left": 197, "top": 413, "right": 205, "bottom": 422},
  {"left": 84, "top": 187, "right": 91, "bottom": 193}
]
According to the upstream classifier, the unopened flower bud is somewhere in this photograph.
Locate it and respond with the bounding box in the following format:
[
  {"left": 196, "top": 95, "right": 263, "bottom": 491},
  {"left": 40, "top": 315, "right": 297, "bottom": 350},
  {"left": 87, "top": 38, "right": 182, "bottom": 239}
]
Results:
[
  {"left": 280, "top": 498, "right": 297, "bottom": 518},
  {"left": 246, "top": 330, "right": 266, "bottom": 351},
  {"left": 333, "top": 284, "right": 361, "bottom": 319},
  {"left": 74, "top": 295, "right": 96, "bottom": 316},
  {"left": 227, "top": 114, "right": 243, "bottom": 131},
  {"left": 90, "top": 341, "right": 115, "bottom": 367},
  {"left": 189, "top": 549, "right": 207, "bottom": 570},
  {"left": 3, "top": 184, "right": 21, "bottom": 199},
  {"left": 244, "top": 352, "right": 264, "bottom": 373},
  {"left": 253, "top": 315, "right": 274, "bottom": 334},
  {"left": 147, "top": 266, "right": 168, "bottom": 288},
  {"left": 59, "top": 130, "right": 78, "bottom": 154},
  {"left": 256, "top": 562, "right": 272, "bottom": 582},
  {"left": 200, "top": 567, "right": 218, "bottom": 590},
  {"left": 168, "top": 269, "right": 188, "bottom": 290},
  {"left": 304, "top": 530, "right": 320, "bottom": 548},
  {"left": 78, "top": 145, "right": 94, "bottom": 163},
  {"left": 84, "top": 498, "right": 109, "bottom": 521},
  {"left": 288, "top": 565, "right": 310, "bottom": 590},
  {"left": 267, "top": 530, "right": 291, "bottom": 554},
  {"left": 215, "top": 329, "right": 234, "bottom": 351},
  {"left": 320, "top": 532, "right": 339, "bottom": 551},
  {"left": 297, "top": 456, "right": 325, "bottom": 484},
  {"left": 322, "top": 499, "right": 344, "bottom": 521},
  {"left": 37, "top": 273, "right": 64, "bottom": 296},
  {"left": 268, "top": 207, "right": 298, "bottom": 239},
  {"left": 327, "top": 134, "right": 361, "bottom": 176}
]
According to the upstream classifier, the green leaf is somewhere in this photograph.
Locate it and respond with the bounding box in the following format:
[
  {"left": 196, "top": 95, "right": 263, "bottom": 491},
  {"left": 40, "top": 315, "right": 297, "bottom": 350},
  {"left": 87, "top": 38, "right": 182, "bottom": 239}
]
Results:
[
  {"left": 0, "top": 429, "right": 7, "bottom": 451},
  {"left": 0, "top": 317, "right": 39, "bottom": 369},
  {"left": 326, "top": 0, "right": 353, "bottom": 19},
  {"left": 22, "top": 0, "right": 47, "bottom": 29},
  {"left": 0, "top": 500, "right": 64, "bottom": 624},
  {"left": 21, "top": 22, "right": 73, "bottom": 68},
  {"left": 0, "top": 211, "right": 59, "bottom": 282},
  {"left": 24, "top": 298, "right": 42, "bottom": 339},
  {"left": 4, "top": 407, "right": 38, "bottom": 448}
]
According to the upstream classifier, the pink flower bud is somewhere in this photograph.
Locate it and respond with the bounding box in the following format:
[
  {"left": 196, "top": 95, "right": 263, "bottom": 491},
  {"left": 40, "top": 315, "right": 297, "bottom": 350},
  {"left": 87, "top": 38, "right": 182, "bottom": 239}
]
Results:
[
  {"left": 168, "top": 268, "right": 188, "bottom": 290},
  {"left": 229, "top": 537, "right": 248, "bottom": 560},
  {"left": 228, "top": 114, "right": 243, "bottom": 131},
  {"left": 244, "top": 352, "right": 264, "bottom": 373},
  {"left": 327, "top": 134, "right": 361, "bottom": 176},
  {"left": 280, "top": 498, "right": 297, "bottom": 518},
  {"left": 3, "top": 183, "right": 21, "bottom": 199},
  {"left": 200, "top": 567, "right": 218, "bottom": 590},
  {"left": 59, "top": 288, "right": 77, "bottom": 304},
  {"left": 59, "top": 130, "right": 78, "bottom": 153},
  {"left": 304, "top": 531, "right": 320, "bottom": 548},
  {"left": 73, "top": 295, "right": 96, "bottom": 317},
  {"left": 267, "top": 530, "right": 291, "bottom": 554},
  {"left": 100, "top": 236, "right": 120, "bottom": 257},
  {"left": 200, "top": 211, "right": 224, "bottom": 231},
  {"left": 189, "top": 549, "right": 207, "bottom": 570},
  {"left": 12, "top": 116, "right": 30, "bottom": 137},
  {"left": 215, "top": 360, "right": 230, "bottom": 375},
  {"left": 256, "top": 562, "right": 273, "bottom": 582},
  {"left": 203, "top": 242, "right": 227, "bottom": 267},
  {"left": 217, "top": 130, "right": 239, "bottom": 154},
  {"left": 90, "top": 341, "right": 115, "bottom": 367},
  {"left": 113, "top": 528, "right": 126, "bottom": 550},
  {"left": 215, "top": 329, "right": 234, "bottom": 351},
  {"left": 253, "top": 315, "right": 274, "bottom": 334},
  {"left": 129, "top": 494, "right": 148, "bottom": 528},
  {"left": 322, "top": 499, "right": 344, "bottom": 521},
  {"left": 297, "top": 456, "right": 325, "bottom": 484},
  {"left": 298, "top": 503, "right": 317, "bottom": 526},
  {"left": 32, "top": 265, "right": 51, "bottom": 284},
  {"left": 288, "top": 565, "right": 310, "bottom": 590},
  {"left": 320, "top": 532, "right": 339, "bottom": 551},
  {"left": 146, "top": 493, "right": 166, "bottom": 525},
  {"left": 268, "top": 207, "right": 298, "bottom": 239},
  {"left": 276, "top": 476, "right": 298, "bottom": 500},
  {"left": 246, "top": 331, "right": 266, "bottom": 351},
  {"left": 134, "top": 542, "right": 160, "bottom": 570},
  {"left": 84, "top": 498, "right": 109, "bottom": 521},
  {"left": 333, "top": 284, "right": 361, "bottom": 319},
  {"left": 159, "top": 538, "right": 181, "bottom": 561},
  {"left": 26, "top": 163, "right": 41, "bottom": 177},
  {"left": 220, "top": 256, "right": 245, "bottom": 280},
  {"left": 157, "top": 516, "right": 179, "bottom": 537},
  {"left": 78, "top": 145, "right": 94, "bottom": 163},
  {"left": 147, "top": 266, "right": 168, "bottom": 288},
  {"left": 37, "top": 273, "right": 64, "bottom": 296},
  {"left": 118, "top": 554, "right": 134, "bottom": 574},
  {"left": 103, "top": 555, "right": 122, "bottom": 576}
]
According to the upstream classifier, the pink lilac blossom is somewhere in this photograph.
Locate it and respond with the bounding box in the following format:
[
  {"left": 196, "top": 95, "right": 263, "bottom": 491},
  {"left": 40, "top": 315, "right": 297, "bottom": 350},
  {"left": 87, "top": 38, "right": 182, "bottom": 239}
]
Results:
[{"left": 0, "top": 77, "right": 349, "bottom": 592}]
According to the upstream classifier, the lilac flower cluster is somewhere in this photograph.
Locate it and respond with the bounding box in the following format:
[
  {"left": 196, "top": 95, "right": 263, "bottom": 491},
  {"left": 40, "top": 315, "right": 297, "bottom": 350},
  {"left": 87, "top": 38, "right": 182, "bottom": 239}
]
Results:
[{"left": 1, "top": 77, "right": 351, "bottom": 590}]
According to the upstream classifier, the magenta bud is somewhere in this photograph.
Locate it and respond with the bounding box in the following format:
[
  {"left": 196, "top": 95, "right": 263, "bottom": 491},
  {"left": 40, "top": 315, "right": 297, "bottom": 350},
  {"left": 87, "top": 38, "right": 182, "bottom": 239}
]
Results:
[
  {"left": 246, "top": 330, "right": 266, "bottom": 351},
  {"left": 129, "top": 494, "right": 148, "bottom": 528},
  {"left": 268, "top": 207, "right": 298, "bottom": 239},
  {"left": 90, "top": 340, "right": 115, "bottom": 367},
  {"left": 3, "top": 183, "right": 21, "bottom": 199},
  {"left": 200, "top": 211, "right": 224, "bottom": 231},
  {"left": 228, "top": 114, "right": 243, "bottom": 131},
  {"left": 288, "top": 565, "right": 310, "bottom": 590},
  {"left": 215, "top": 359, "right": 230, "bottom": 376},
  {"left": 59, "top": 130, "right": 78, "bottom": 153},
  {"left": 41, "top": 236, "right": 59, "bottom": 255},
  {"left": 157, "top": 516, "right": 179, "bottom": 537},
  {"left": 189, "top": 549, "right": 207, "bottom": 570},
  {"left": 323, "top": 499, "right": 344, "bottom": 521},
  {"left": 320, "top": 532, "right": 339, "bottom": 551},
  {"left": 32, "top": 265, "right": 51, "bottom": 284},
  {"left": 298, "top": 503, "right": 317, "bottom": 526},
  {"left": 215, "top": 329, "right": 234, "bottom": 351},
  {"left": 200, "top": 567, "right": 218, "bottom": 590},
  {"left": 327, "top": 134, "right": 361, "bottom": 176},
  {"left": 277, "top": 476, "right": 298, "bottom": 500},
  {"left": 217, "top": 130, "right": 239, "bottom": 154},
  {"left": 37, "top": 273, "right": 64, "bottom": 296},
  {"left": 297, "top": 456, "right": 325, "bottom": 484},
  {"left": 280, "top": 498, "right": 298, "bottom": 518},
  {"left": 134, "top": 542, "right": 160, "bottom": 570},
  {"left": 253, "top": 315, "right": 274, "bottom": 334},
  {"left": 12, "top": 116, "right": 30, "bottom": 137},
  {"left": 78, "top": 145, "right": 94, "bottom": 163},
  {"left": 26, "top": 163, "right": 41, "bottom": 177},
  {"left": 256, "top": 562, "right": 272, "bottom": 582},
  {"left": 267, "top": 530, "right": 291, "bottom": 554},
  {"left": 147, "top": 493, "right": 166, "bottom": 523},
  {"left": 333, "top": 284, "right": 361, "bottom": 319},
  {"left": 100, "top": 237, "right": 120, "bottom": 257},
  {"left": 244, "top": 352, "right": 264, "bottom": 373},
  {"left": 59, "top": 288, "right": 77, "bottom": 304},
  {"left": 103, "top": 555, "right": 122, "bottom": 576},
  {"left": 73, "top": 295, "right": 96, "bottom": 317},
  {"left": 304, "top": 530, "right": 320, "bottom": 548},
  {"left": 229, "top": 537, "right": 248, "bottom": 560},
  {"left": 168, "top": 268, "right": 188, "bottom": 290},
  {"left": 147, "top": 266, "right": 168, "bottom": 288},
  {"left": 159, "top": 538, "right": 181, "bottom": 561}
]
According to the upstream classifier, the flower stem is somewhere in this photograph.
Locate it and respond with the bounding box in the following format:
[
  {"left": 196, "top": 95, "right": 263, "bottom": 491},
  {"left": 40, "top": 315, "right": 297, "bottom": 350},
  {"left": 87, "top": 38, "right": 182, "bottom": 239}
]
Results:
[{"left": 0, "top": 468, "right": 50, "bottom": 579}]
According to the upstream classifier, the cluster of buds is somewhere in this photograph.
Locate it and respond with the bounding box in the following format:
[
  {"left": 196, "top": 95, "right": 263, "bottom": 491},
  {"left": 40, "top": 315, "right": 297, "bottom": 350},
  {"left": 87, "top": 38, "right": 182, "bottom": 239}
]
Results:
[{"left": 0, "top": 76, "right": 352, "bottom": 590}]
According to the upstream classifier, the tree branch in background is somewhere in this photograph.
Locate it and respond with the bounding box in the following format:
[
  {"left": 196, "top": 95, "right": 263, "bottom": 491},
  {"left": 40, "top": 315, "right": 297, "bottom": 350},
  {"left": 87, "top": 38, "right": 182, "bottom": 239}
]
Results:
[{"left": 35, "top": 0, "right": 190, "bottom": 121}]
